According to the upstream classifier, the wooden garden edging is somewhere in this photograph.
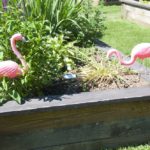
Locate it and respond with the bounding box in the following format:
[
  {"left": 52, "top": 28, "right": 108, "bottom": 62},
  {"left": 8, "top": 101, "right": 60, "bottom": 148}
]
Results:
[
  {"left": 120, "top": 0, "right": 150, "bottom": 26},
  {"left": 0, "top": 41, "right": 150, "bottom": 150},
  {"left": 92, "top": 0, "right": 120, "bottom": 6}
]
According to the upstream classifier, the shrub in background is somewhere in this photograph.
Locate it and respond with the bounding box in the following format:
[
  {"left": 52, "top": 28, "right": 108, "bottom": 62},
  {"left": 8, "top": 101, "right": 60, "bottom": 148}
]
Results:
[
  {"left": 20, "top": 0, "right": 83, "bottom": 34},
  {"left": 0, "top": 0, "right": 105, "bottom": 103},
  {"left": 60, "top": 0, "right": 105, "bottom": 46},
  {"left": 0, "top": 8, "right": 75, "bottom": 103},
  {"left": 76, "top": 0, "right": 105, "bottom": 46},
  {"left": 3, "top": 0, "right": 105, "bottom": 46}
]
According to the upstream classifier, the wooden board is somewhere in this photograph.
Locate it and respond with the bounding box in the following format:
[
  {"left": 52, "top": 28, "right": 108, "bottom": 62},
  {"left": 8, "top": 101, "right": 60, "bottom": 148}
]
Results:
[
  {"left": 0, "top": 87, "right": 150, "bottom": 150},
  {"left": 121, "top": 0, "right": 150, "bottom": 26}
]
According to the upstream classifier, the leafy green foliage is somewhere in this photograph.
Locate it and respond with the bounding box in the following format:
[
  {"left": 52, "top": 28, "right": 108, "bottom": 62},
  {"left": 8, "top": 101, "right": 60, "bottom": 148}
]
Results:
[
  {"left": 0, "top": 1, "right": 2, "bottom": 10},
  {"left": 0, "top": 0, "right": 105, "bottom": 104},
  {"left": 118, "top": 144, "right": 150, "bottom": 150},
  {"left": 140, "top": 0, "right": 150, "bottom": 4},
  {"left": 19, "top": 0, "right": 83, "bottom": 34},
  {"left": 5, "top": 0, "right": 83, "bottom": 38},
  {"left": 4, "top": 0, "right": 104, "bottom": 46},
  {"left": 74, "top": 0, "right": 105, "bottom": 46},
  {"left": 0, "top": 8, "right": 76, "bottom": 103}
]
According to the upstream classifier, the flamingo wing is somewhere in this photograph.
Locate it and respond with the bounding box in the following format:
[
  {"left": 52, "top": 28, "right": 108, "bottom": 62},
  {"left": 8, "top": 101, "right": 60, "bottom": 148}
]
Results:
[
  {"left": 0, "top": 60, "right": 21, "bottom": 78},
  {"left": 131, "top": 43, "right": 150, "bottom": 59},
  {"left": 141, "top": 46, "right": 150, "bottom": 58}
]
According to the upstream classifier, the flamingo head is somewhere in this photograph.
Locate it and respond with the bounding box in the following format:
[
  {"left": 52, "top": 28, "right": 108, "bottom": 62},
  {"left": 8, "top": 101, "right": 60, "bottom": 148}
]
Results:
[
  {"left": 107, "top": 49, "right": 118, "bottom": 58},
  {"left": 11, "top": 33, "right": 26, "bottom": 42}
]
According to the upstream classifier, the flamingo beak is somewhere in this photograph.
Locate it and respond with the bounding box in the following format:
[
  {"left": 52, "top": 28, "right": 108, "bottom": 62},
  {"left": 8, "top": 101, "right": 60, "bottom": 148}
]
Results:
[{"left": 22, "top": 37, "right": 26, "bottom": 42}]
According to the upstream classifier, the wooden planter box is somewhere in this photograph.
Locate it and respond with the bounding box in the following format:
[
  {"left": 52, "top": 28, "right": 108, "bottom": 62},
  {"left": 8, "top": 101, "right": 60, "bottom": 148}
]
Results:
[
  {"left": 120, "top": 0, "right": 150, "bottom": 26},
  {"left": 0, "top": 42, "right": 150, "bottom": 150},
  {"left": 92, "top": 0, "right": 120, "bottom": 6}
]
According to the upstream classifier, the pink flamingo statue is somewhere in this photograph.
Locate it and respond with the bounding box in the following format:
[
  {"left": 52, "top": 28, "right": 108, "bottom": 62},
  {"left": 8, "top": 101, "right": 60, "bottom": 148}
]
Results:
[
  {"left": 107, "top": 43, "right": 150, "bottom": 66},
  {"left": 0, "top": 33, "right": 28, "bottom": 78}
]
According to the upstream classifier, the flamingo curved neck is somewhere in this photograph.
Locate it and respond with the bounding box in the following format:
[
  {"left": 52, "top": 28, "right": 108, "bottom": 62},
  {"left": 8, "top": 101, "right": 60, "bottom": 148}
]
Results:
[
  {"left": 10, "top": 38, "right": 28, "bottom": 73},
  {"left": 10, "top": 39, "right": 22, "bottom": 59},
  {"left": 120, "top": 56, "right": 136, "bottom": 66},
  {"left": 109, "top": 49, "right": 136, "bottom": 66}
]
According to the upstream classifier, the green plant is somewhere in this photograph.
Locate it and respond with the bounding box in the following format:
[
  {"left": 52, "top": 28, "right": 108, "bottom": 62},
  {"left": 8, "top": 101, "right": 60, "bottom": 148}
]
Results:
[
  {"left": 118, "top": 144, "right": 150, "bottom": 150},
  {"left": 0, "top": 1, "right": 105, "bottom": 104},
  {"left": 140, "top": 0, "right": 150, "bottom": 4},
  {"left": 4, "top": 0, "right": 83, "bottom": 37},
  {"left": 74, "top": 47, "right": 137, "bottom": 90},
  {"left": 69, "top": 0, "right": 105, "bottom": 47},
  {"left": 20, "top": 0, "right": 83, "bottom": 34},
  {"left": 4, "top": 0, "right": 105, "bottom": 46},
  {"left": 0, "top": 1, "right": 2, "bottom": 10},
  {"left": 0, "top": 8, "right": 76, "bottom": 103}
]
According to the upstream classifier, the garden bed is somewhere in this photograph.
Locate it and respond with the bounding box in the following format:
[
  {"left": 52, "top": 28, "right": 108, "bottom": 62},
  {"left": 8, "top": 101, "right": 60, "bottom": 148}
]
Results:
[
  {"left": 0, "top": 42, "right": 150, "bottom": 150},
  {"left": 120, "top": 0, "right": 150, "bottom": 26}
]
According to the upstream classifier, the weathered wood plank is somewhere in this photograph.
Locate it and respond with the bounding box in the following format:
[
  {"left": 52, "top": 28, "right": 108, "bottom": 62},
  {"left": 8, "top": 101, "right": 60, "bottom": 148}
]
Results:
[
  {"left": 120, "top": 0, "right": 150, "bottom": 26},
  {"left": 0, "top": 87, "right": 150, "bottom": 114},
  {"left": 120, "top": 0, "right": 150, "bottom": 10},
  {"left": 0, "top": 95, "right": 150, "bottom": 149},
  {"left": 0, "top": 95, "right": 150, "bottom": 134},
  {"left": 0, "top": 117, "right": 150, "bottom": 150}
]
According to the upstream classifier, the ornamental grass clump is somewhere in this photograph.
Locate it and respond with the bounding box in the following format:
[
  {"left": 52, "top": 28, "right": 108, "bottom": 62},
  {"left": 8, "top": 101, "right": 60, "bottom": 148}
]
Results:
[{"left": 74, "top": 47, "right": 138, "bottom": 90}]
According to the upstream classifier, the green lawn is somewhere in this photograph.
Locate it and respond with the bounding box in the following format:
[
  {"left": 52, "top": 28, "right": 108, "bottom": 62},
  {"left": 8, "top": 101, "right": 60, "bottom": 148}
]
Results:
[
  {"left": 100, "top": 5, "right": 150, "bottom": 67},
  {"left": 117, "top": 144, "right": 150, "bottom": 150},
  {"left": 101, "top": 144, "right": 150, "bottom": 150},
  {"left": 100, "top": 5, "right": 150, "bottom": 55}
]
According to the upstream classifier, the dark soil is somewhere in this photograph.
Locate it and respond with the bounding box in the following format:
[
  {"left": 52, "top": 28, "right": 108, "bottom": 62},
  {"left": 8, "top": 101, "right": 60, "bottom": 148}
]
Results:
[
  {"left": 44, "top": 74, "right": 148, "bottom": 95},
  {"left": 90, "top": 74, "right": 149, "bottom": 91}
]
